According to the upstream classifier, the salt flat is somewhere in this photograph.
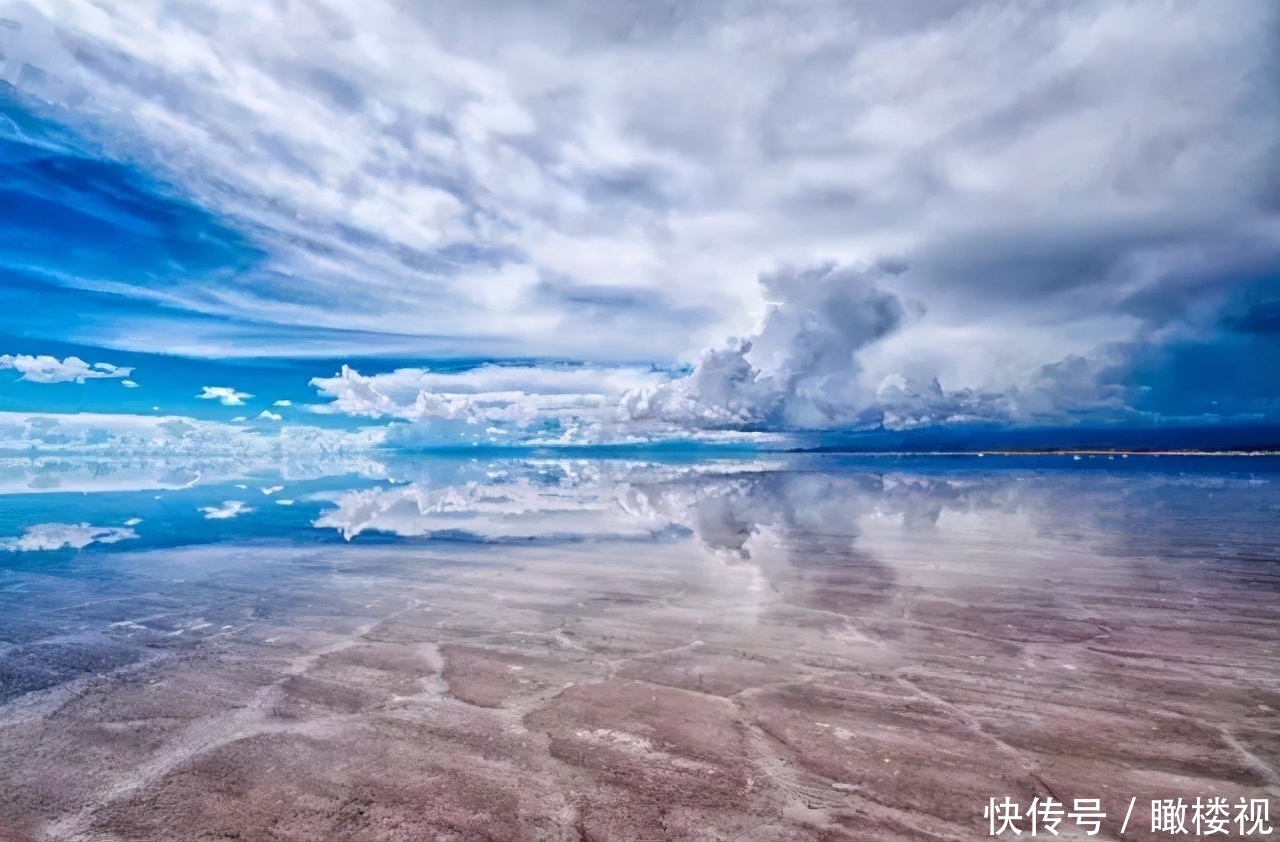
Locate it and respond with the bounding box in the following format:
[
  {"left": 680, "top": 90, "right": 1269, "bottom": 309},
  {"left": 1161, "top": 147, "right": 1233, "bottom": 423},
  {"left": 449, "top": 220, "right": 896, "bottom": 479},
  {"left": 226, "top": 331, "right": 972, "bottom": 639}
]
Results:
[{"left": 1, "top": 460, "right": 1277, "bottom": 841}]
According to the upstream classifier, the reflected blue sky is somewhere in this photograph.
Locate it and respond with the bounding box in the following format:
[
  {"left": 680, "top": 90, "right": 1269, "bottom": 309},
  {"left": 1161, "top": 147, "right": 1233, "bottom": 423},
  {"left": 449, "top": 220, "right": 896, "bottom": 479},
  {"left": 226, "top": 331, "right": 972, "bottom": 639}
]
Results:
[{"left": 3, "top": 453, "right": 1277, "bottom": 561}]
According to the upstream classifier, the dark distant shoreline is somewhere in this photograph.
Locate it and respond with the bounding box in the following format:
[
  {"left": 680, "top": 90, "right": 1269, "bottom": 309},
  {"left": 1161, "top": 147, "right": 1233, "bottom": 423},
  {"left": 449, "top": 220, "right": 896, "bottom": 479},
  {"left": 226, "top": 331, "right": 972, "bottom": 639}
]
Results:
[
  {"left": 793, "top": 422, "right": 1280, "bottom": 456},
  {"left": 795, "top": 448, "right": 1280, "bottom": 456}
]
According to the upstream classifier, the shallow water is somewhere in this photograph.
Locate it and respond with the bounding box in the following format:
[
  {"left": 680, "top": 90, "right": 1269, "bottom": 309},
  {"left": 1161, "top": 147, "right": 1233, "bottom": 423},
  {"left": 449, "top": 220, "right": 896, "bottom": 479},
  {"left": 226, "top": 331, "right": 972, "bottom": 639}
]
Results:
[{"left": 1, "top": 455, "right": 1278, "bottom": 840}]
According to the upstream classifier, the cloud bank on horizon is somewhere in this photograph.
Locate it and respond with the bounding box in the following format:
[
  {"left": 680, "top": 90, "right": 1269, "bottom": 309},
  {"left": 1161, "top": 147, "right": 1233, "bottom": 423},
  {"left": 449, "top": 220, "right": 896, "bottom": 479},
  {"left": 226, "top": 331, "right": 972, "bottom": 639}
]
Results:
[{"left": 0, "top": 0, "right": 1277, "bottom": 443}]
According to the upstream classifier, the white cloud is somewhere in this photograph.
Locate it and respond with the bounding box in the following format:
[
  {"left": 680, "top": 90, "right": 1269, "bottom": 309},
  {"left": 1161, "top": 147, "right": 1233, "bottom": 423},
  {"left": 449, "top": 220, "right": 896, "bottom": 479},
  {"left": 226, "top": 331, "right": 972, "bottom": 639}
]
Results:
[
  {"left": 305, "top": 263, "right": 1133, "bottom": 432},
  {"left": 619, "top": 262, "right": 920, "bottom": 428},
  {"left": 121, "top": 379, "right": 139, "bottom": 388},
  {"left": 4, "top": 0, "right": 1273, "bottom": 379},
  {"left": 0, "top": 522, "right": 138, "bottom": 551},
  {"left": 310, "top": 363, "right": 669, "bottom": 427},
  {"left": 198, "top": 386, "right": 254, "bottom": 406},
  {"left": 273, "top": 400, "right": 292, "bottom": 407},
  {"left": 0, "top": 354, "right": 134, "bottom": 384},
  {"left": 307, "top": 362, "right": 800, "bottom": 444},
  {"left": 275, "top": 499, "right": 295, "bottom": 505},
  {"left": 2, "top": 0, "right": 1276, "bottom": 431},
  {"left": 258, "top": 410, "right": 283, "bottom": 421},
  {"left": 199, "top": 500, "right": 253, "bottom": 520},
  {"left": 261, "top": 485, "right": 283, "bottom": 495}
]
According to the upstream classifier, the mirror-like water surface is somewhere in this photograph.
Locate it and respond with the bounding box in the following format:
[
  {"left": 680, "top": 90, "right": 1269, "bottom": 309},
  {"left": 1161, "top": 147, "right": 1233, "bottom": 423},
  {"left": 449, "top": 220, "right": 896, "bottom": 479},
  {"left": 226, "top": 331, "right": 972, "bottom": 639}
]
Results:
[{"left": 2, "top": 456, "right": 1278, "bottom": 840}]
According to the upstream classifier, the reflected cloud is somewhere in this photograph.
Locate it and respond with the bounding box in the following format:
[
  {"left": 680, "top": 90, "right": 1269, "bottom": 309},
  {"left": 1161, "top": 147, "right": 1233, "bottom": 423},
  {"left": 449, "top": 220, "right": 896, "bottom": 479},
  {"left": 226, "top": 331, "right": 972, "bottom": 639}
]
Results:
[
  {"left": 1, "top": 459, "right": 1276, "bottom": 840},
  {"left": 0, "top": 450, "right": 387, "bottom": 496},
  {"left": 199, "top": 500, "right": 254, "bottom": 520},
  {"left": 0, "top": 522, "right": 137, "bottom": 552},
  {"left": 311, "top": 465, "right": 678, "bottom": 543},
  {"left": 308, "top": 458, "right": 1280, "bottom": 581},
  {"left": 0, "top": 451, "right": 1275, "bottom": 578}
]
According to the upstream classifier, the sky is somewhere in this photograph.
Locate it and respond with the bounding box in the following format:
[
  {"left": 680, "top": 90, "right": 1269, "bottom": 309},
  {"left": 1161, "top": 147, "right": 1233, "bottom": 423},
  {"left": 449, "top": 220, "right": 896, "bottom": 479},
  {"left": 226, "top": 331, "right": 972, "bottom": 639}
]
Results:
[{"left": 0, "top": 0, "right": 1277, "bottom": 450}]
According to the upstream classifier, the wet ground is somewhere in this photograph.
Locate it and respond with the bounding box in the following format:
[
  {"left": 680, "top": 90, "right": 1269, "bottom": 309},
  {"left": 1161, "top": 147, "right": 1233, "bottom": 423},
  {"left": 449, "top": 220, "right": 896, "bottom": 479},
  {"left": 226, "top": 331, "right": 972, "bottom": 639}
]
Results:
[{"left": 1, "top": 458, "right": 1278, "bottom": 840}]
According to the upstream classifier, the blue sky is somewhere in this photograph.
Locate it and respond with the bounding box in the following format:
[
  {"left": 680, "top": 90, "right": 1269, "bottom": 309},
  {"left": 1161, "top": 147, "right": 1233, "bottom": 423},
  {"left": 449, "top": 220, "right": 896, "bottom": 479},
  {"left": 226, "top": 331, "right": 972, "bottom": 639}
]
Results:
[{"left": 0, "top": 0, "right": 1277, "bottom": 449}]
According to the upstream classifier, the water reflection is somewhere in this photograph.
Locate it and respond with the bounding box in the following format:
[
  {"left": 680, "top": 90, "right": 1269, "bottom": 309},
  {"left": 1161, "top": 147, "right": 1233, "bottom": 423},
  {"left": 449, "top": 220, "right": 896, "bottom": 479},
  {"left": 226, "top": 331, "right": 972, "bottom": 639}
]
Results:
[
  {"left": 4, "top": 452, "right": 1276, "bottom": 554},
  {"left": 1, "top": 455, "right": 1278, "bottom": 840}
]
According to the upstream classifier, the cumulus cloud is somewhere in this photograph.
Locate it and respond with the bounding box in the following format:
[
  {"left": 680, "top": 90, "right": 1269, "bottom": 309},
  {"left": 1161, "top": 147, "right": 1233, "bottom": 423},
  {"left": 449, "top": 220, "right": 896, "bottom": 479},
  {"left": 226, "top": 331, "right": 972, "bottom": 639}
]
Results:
[
  {"left": 0, "top": 522, "right": 137, "bottom": 551},
  {"left": 121, "top": 379, "right": 139, "bottom": 388},
  {"left": 310, "top": 363, "right": 671, "bottom": 432},
  {"left": 305, "top": 261, "right": 1148, "bottom": 435},
  {"left": 198, "top": 386, "right": 253, "bottom": 406},
  {"left": 615, "top": 258, "right": 1144, "bottom": 431},
  {"left": 0, "top": 354, "right": 134, "bottom": 384},
  {"left": 273, "top": 400, "right": 292, "bottom": 407},
  {"left": 620, "top": 261, "right": 919, "bottom": 429},
  {"left": 258, "top": 410, "right": 282, "bottom": 421}
]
